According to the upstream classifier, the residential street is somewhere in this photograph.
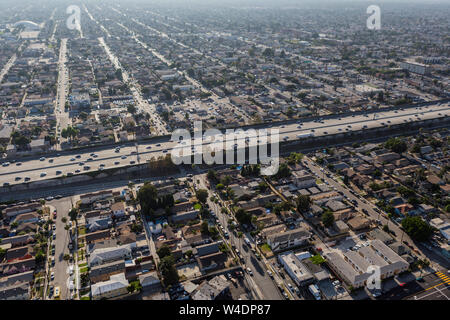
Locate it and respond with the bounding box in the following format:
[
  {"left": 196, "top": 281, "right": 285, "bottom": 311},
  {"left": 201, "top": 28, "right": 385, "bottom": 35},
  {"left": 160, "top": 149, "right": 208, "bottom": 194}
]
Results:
[{"left": 196, "top": 174, "right": 284, "bottom": 300}]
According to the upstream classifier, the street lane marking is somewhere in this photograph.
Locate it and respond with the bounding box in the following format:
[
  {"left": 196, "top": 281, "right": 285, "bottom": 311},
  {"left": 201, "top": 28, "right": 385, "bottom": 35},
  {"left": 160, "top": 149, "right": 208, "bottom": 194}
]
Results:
[{"left": 436, "top": 286, "right": 450, "bottom": 300}]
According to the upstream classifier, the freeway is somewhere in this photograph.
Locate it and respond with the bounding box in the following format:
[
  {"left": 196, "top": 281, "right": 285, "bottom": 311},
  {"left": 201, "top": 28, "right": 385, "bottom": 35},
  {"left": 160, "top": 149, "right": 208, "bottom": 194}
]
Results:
[{"left": 0, "top": 102, "right": 449, "bottom": 187}]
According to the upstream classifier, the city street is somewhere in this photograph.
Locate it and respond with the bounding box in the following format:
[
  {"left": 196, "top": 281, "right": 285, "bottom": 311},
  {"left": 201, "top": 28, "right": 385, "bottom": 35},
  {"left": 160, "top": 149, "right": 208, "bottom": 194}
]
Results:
[
  {"left": 48, "top": 197, "right": 76, "bottom": 300},
  {"left": 55, "top": 38, "right": 71, "bottom": 150},
  {"left": 196, "top": 174, "right": 283, "bottom": 300}
]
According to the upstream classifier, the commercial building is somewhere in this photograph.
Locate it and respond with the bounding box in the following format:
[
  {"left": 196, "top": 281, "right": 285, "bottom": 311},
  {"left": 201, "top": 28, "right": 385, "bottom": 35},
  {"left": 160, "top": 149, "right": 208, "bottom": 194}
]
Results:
[
  {"left": 400, "top": 61, "right": 431, "bottom": 75},
  {"left": 278, "top": 252, "right": 314, "bottom": 286},
  {"left": 324, "top": 240, "right": 409, "bottom": 288}
]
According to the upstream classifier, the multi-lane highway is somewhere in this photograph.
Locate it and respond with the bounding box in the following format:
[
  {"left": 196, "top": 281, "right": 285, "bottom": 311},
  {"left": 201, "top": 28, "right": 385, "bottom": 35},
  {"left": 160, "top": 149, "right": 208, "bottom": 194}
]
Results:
[{"left": 0, "top": 102, "right": 449, "bottom": 187}]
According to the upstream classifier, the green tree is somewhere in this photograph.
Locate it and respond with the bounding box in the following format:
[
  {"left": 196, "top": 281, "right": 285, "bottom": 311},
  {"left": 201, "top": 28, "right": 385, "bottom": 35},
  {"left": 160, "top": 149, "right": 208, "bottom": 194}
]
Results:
[
  {"left": 401, "top": 216, "right": 433, "bottom": 242},
  {"left": 137, "top": 183, "right": 159, "bottom": 216},
  {"left": 68, "top": 208, "right": 78, "bottom": 221},
  {"left": 127, "top": 280, "right": 142, "bottom": 293},
  {"left": 200, "top": 221, "right": 209, "bottom": 235},
  {"left": 196, "top": 189, "right": 208, "bottom": 204},
  {"left": 159, "top": 255, "right": 179, "bottom": 286},
  {"left": 322, "top": 211, "right": 335, "bottom": 227},
  {"left": 207, "top": 170, "right": 218, "bottom": 183},
  {"left": 385, "top": 137, "right": 407, "bottom": 153},
  {"left": 157, "top": 245, "right": 172, "bottom": 259},
  {"left": 127, "top": 104, "right": 137, "bottom": 114},
  {"left": 274, "top": 163, "right": 291, "bottom": 179},
  {"left": 235, "top": 208, "right": 251, "bottom": 225},
  {"left": 296, "top": 195, "right": 312, "bottom": 213}
]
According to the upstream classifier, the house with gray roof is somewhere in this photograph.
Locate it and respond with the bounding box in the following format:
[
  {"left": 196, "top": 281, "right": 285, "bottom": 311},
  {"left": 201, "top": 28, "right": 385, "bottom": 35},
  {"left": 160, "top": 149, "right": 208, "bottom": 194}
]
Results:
[
  {"left": 88, "top": 243, "right": 135, "bottom": 267},
  {"left": 139, "top": 271, "right": 161, "bottom": 292},
  {"left": 267, "top": 227, "right": 311, "bottom": 252},
  {"left": 91, "top": 272, "right": 129, "bottom": 300},
  {"left": 90, "top": 260, "right": 126, "bottom": 284},
  {"left": 0, "top": 282, "right": 30, "bottom": 300}
]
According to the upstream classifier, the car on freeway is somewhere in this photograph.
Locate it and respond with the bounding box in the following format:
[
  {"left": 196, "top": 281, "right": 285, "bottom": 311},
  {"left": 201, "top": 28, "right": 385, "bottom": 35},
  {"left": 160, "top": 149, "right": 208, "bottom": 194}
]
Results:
[
  {"left": 46, "top": 196, "right": 54, "bottom": 201},
  {"left": 16, "top": 162, "right": 22, "bottom": 166},
  {"left": 24, "top": 177, "right": 31, "bottom": 182},
  {"left": 114, "top": 161, "right": 120, "bottom": 165},
  {"left": 146, "top": 146, "right": 152, "bottom": 149},
  {"left": 70, "top": 158, "right": 75, "bottom": 161},
  {"left": 56, "top": 171, "right": 62, "bottom": 175},
  {"left": 121, "top": 155, "right": 127, "bottom": 159},
  {"left": 15, "top": 176, "right": 21, "bottom": 181},
  {"left": 40, "top": 172, "right": 47, "bottom": 177},
  {"left": 2, "top": 162, "right": 10, "bottom": 167},
  {"left": 39, "top": 157, "right": 46, "bottom": 161}
]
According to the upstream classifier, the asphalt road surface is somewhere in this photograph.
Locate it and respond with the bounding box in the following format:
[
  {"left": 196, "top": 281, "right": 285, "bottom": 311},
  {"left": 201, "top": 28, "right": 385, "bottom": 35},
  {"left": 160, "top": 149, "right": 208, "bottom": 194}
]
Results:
[{"left": 1, "top": 103, "right": 449, "bottom": 186}]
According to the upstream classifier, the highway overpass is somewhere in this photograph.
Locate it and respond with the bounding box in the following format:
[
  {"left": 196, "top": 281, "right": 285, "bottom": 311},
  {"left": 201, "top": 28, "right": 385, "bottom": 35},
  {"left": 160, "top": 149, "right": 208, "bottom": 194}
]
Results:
[{"left": 0, "top": 101, "right": 449, "bottom": 193}]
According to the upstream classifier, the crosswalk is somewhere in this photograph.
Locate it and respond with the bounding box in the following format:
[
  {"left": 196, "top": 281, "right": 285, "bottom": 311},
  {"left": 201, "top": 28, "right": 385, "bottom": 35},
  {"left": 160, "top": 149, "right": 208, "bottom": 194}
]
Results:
[{"left": 436, "top": 271, "right": 450, "bottom": 285}]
